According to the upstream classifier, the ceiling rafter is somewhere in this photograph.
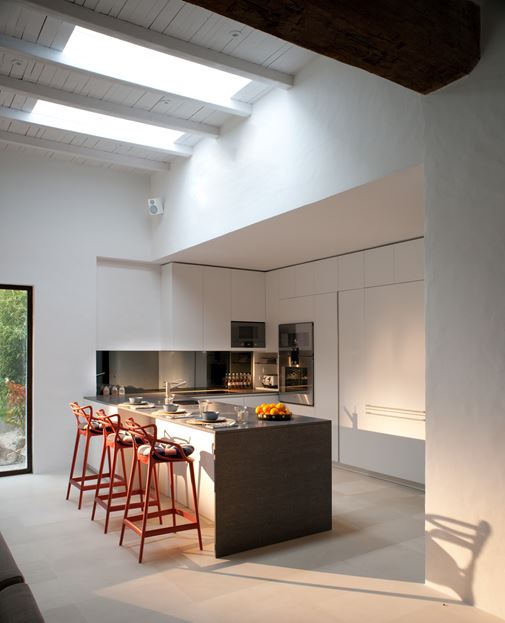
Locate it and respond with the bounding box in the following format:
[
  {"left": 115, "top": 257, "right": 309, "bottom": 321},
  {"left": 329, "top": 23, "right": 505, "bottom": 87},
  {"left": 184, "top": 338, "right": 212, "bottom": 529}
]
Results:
[
  {"left": 0, "top": 105, "right": 193, "bottom": 157},
  {"left": 0, "top": 73, "right": 220, "bottom": 137},
  {"left": 0, "top": 128, "right": 170, "bottom": 171},
  {"left": 0, "top": 33, "right": 252, "bottom": 118},
  {"left": 15, "top": 0, "right": 294, "bottom": 89}
]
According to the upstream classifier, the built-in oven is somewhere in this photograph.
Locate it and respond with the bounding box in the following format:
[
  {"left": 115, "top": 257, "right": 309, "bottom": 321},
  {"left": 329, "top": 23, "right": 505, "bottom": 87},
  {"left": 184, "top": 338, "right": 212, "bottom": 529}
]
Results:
[
  {"left": 278, "top": 322, "right": 314, "bottom": 406},
  {"left": 231, "top": 321, "right": 265, "bottom": 348}
]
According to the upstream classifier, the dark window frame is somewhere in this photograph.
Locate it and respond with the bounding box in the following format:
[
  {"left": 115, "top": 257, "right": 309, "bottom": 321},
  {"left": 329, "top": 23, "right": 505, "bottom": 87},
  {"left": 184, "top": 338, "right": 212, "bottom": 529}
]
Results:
[{"left": 0, "top": 284, "right": 33, "bottom": 477}]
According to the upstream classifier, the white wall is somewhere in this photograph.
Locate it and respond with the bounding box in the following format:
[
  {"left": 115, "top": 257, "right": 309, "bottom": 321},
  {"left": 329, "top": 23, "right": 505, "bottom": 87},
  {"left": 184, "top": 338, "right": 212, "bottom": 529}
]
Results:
[
  {"left": 150, "top": 55, "right": 423, "bottom": 259},
  {"left": 0, "top": 151, "right": 151, "bottom": 472},
  {"left": 424, "top": 0, "right": 505, "bottom": 616}
]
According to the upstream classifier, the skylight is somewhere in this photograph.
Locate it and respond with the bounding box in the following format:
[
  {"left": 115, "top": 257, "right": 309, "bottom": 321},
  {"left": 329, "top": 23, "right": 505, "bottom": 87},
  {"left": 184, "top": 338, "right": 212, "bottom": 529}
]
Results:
[
  {"left": 30, "top": 100, "right": 184, "bottom": 150},
  {"left": 62, "top": 26, "right": 251, "bottom": 105}
]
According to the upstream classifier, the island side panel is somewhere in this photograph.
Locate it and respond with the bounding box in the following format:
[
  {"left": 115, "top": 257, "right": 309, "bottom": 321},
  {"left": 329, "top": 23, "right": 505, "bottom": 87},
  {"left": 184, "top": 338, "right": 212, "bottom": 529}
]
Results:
[{"left": 214, "top": 420, "right": 332, "bottom": 557}]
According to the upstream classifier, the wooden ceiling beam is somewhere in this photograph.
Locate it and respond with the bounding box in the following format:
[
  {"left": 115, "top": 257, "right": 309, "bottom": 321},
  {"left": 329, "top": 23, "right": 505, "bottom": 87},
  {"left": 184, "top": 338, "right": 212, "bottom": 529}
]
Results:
[{"left": 183, "top": 0, "right": 480, "bottom": 94}]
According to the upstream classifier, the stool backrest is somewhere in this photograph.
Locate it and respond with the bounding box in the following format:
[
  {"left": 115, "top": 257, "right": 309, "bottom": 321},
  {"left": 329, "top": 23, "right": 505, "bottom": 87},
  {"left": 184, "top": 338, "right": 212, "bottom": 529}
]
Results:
[
  {"left": 122, "top": 419, "right": 157, "bottom": 450},
  {"left": 69, "top": 402, "right": 93, "bottom": 429},
  {"left": 94, "top": 409, "right": 120, "bottom": 438}
]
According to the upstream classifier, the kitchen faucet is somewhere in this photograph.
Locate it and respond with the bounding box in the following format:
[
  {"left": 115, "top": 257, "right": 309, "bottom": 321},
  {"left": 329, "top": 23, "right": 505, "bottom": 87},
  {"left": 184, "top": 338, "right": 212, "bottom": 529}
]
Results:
[{"left": 164, "top": 379, "right": 187, "bottom": 404}]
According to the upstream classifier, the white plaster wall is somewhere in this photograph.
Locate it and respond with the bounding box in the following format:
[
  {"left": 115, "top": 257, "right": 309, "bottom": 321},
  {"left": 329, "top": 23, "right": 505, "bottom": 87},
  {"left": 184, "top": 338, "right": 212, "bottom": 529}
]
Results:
[
  {"left": 150, "top": 55, "right": 423, "bottom": 259},
  {"left": 0, "top": 151, "right": 151, "bottom": 473},
  {"left": 424, "top": 0, "right": 505, "bottom": 616}
]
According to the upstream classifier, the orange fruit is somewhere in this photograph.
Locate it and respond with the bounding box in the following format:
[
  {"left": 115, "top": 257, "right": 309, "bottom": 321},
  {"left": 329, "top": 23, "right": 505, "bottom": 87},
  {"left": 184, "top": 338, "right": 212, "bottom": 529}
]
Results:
[
  {"left": 276, "top": 403, "right": 285, "bottom": 410},
  {"left": 270, "top": 408, "right": 279, "bottom": 415},
  {"left": 255, "top": 405, "right": 262, "bottom": 414}
]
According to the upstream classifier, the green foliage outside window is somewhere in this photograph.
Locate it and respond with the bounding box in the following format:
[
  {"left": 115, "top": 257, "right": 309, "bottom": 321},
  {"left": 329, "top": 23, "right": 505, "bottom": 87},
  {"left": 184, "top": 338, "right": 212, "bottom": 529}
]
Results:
[{"left": 0, "top": 289, "right": 28, "bottom": 429}]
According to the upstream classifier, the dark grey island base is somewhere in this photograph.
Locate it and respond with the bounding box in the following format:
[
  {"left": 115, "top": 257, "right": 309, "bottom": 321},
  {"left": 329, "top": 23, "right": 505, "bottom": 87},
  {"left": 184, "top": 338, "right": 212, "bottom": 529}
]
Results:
[
  {"left": 84, "top": 396, "right": 332, "bottom": 558},
  {"left": 213, "top": 415, "right": 332, "bottom": 557}
]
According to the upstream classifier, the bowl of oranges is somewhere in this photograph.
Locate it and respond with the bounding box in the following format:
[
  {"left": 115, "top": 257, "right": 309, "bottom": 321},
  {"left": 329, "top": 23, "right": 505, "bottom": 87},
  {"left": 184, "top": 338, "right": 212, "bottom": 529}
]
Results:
[{"left": 255, "top": 402, "right": 292, "bottom": 421}]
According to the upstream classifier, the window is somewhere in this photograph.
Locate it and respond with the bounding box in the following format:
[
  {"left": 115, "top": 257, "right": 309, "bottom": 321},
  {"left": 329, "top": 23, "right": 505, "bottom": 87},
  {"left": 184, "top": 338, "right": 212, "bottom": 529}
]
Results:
[{"left": 0, "top": 286, "right": 32, "bottom": 475}]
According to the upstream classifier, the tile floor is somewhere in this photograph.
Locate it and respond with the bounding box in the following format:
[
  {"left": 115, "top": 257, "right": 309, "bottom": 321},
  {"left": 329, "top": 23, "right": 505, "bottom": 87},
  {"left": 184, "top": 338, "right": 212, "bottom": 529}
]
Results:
[{"left": 0, "top": 466, "right": 502, "bottom": 623}]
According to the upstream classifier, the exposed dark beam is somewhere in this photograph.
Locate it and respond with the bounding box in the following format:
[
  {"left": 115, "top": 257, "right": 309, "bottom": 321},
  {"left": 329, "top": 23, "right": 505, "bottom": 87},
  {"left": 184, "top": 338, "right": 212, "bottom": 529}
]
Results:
[{"left": 184, "top": 0, "right": 480, "bottom": 94}]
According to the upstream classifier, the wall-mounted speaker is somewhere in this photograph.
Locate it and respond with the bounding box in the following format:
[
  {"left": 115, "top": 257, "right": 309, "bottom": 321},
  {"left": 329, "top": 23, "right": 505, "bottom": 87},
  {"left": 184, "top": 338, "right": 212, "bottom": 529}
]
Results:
[{"left": 147, "top": 197, "right": 164, "bottom": 215}]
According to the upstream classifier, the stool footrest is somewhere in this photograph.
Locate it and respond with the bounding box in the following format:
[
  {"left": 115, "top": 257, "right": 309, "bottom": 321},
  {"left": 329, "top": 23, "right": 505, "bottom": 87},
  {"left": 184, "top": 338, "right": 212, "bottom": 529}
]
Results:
[{"left": 123, "top": 518, "right": 199, "bottom": 539}]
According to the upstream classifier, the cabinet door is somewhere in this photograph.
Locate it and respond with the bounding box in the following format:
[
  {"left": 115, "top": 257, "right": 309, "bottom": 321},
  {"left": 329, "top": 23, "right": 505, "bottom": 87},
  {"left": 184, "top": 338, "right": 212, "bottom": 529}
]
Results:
[
  {"left": 265, "top": 270, "right": 279, "bottom": 351},
  {"left": 171, "top": 263, "right": 204, "bottom": 350},
  {"left": 338, "top": 282, "right": 425, "bottom": 483},
  {"left": 203, "top": 267, "right": 231, "bottom": 350},
  {"left": 231, "top": 270, "right": 265, "bottom": 321}
]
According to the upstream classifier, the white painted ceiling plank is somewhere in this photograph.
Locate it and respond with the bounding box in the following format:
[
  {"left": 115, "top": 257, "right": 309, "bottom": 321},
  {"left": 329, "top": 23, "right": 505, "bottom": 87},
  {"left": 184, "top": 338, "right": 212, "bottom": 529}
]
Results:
[
  {"left": 16, "top": 0, "right": 293, "bottom": 88},
  {"left": 0, "top": 33, "right": 252, "bottom": 116},
  {"left": 148, "top": 0, "right": 185, "bottom": 32},
  {"left": 0, "top": 73, "right": 219, "bottom": 135},
  {"left": 0, "top": 126, "right": 169, "bottom": 170}
]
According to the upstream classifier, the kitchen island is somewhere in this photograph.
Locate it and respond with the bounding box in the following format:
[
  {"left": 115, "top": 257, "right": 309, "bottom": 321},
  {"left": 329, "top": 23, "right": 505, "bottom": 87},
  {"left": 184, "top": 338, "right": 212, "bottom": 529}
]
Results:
[{"left": 84, "top": 394, "right": 332, "bottom": 557}]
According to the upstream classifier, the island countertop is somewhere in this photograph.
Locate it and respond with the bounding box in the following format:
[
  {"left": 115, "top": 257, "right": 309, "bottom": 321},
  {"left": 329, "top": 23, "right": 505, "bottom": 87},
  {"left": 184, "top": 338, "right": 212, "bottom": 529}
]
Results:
[{"left": 84, "top": 396, "right": 325, "bottom": 434}]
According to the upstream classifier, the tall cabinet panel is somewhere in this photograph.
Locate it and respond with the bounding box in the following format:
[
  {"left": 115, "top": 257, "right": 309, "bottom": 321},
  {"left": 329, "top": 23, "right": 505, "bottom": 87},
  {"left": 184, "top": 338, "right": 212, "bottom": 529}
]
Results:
[
  {"left": 203, "top": 266, "right": 231, "bottom": 350},
  {"left": 314, "top": 292, "right": 339, "bottom": 461},
  {"left": 338, "top": 281, "right": 425, "bottom": 483}
]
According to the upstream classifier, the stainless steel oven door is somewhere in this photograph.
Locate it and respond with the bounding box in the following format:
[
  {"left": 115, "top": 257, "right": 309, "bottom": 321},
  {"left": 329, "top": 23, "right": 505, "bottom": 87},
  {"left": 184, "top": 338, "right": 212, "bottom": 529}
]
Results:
[{"left": 279, "top": 356, "right": 314, "bottom": 406}]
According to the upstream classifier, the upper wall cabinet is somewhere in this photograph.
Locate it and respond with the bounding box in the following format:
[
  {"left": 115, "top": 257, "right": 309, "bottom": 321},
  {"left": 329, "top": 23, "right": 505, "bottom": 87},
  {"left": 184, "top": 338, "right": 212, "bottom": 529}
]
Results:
[
  {"left": 394, "top": 239, "right": 424, "bottom": 283},
  {"left": 364, "top": 246, "right": 395, "bottom": 287},
  {"left": 339, "top": 252, "right": 364, "bottom": 291},
  {"left": 97, "top": 260, "right": 161, "bottom": 350},
  {"left": 161, "top": 263, "right": 204, "bottom": 350},
  {"left": 204, "top": 266, "right": 231, "bottom": 350},
  {"left": 231, "top": 270, "right": 265, "bottom": 322},
  {"left": 314, "top": 256, "right": 339, "bottom": 294}
]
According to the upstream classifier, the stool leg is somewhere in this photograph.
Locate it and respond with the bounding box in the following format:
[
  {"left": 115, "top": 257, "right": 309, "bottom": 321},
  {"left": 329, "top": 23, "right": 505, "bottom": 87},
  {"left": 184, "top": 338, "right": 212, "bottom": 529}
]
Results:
[
  {"left": 136, "top": 457, "right": 144, "bottom": 504},
  {"left": 139, "top": 460, "right": 153, "bottom": 564},
  {"left": 119, "top": 452, "right": 137, "bottom": 547},
  {"left": 169, "top": 462, "right": 176, "bottom": 528},
  {"left": 104, "top": 444, "right": 119, "bottom": 534},
  {"left": 91, "top": 437, "right": 108, "bottom": 521},
  {"left": 188, "top": 462, "right": 203, "bottom": 550},
  {"left": 152, "top": 463, "right": 163, "bottom": 525},
  {"left": 119, "top": 446, "right": 128, "bottom": 487},
  {"left": 78, "top": 433, "right": 92, "bottom": 510},
  {"left": 66, "top": 430, "right": 80, "bottom": 500}
]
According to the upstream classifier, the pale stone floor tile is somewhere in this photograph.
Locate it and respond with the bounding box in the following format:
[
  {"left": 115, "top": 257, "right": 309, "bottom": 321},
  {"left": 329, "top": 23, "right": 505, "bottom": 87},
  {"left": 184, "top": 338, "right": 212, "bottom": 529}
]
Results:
[{"left": 1, "top": 469, "right": 502, "bottom": 623}]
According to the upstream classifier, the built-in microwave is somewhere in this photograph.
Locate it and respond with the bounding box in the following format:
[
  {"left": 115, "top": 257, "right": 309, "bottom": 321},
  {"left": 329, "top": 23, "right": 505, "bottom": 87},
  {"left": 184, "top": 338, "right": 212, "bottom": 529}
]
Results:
[{"left": 231, "top": 321, "right": 265, "bottom": 348}]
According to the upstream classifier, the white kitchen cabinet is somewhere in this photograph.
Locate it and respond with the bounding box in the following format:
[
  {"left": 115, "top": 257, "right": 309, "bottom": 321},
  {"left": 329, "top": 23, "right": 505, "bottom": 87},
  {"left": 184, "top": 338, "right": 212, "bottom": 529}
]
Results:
[
  {"left": 161, "top": 263, "right": 204, "bottom": 350},
  {"left": 314, "top": 256, "right": 339, "bottom": 294},
  {"left": 231, "top": 269, "right": 265, "bottom": 321},
  {"left": 314, "top": 292, "right": 339, "bottom": 460},
  {"left": 278, "top": 266, "right": 296, "bottom": 299},
  {"left": 265, "top": 270, "right": 280, "bottom": 351},
  {"left": 338, "top": 281, "right": 425, "bottom": 483},
  {"left": 96, "top": 260, "right": 161, "bottom": 350},
  {"left": 295, "top": 262, "right": 315, "bottom": 297},
  {"left": 338, "top": 252, "right": 364, "bottom": 291},
  {"left": 278, "top": 295, "right": 315, "bottom": 325},
  {"left": 364, "top": 245, "right": 395, "bottom": 287},
  {"left": 203, "top": 266, "right": 231, "bottom": 350},
  {"left": 394, "top": 238, "right": 424, "bottom": 283}
]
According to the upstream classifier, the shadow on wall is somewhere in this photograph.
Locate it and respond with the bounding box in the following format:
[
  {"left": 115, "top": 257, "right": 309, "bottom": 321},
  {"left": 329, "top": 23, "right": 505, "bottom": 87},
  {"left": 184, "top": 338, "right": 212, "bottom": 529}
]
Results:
[{"left": 426, "top": 515, "right": 491, "bottom": 605}]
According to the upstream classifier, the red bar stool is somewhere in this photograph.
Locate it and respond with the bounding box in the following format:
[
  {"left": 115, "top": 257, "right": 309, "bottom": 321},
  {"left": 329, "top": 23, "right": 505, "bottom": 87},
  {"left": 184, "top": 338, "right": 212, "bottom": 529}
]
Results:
[
  {"left": 119, "top": 422, "right": 203, "bottom": 563},
  {"left": 66, "top": 402, "right": 113, "bottom": 509},
  {"left": 91, "top": 412, "right": 162, "bottom": 534}
]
